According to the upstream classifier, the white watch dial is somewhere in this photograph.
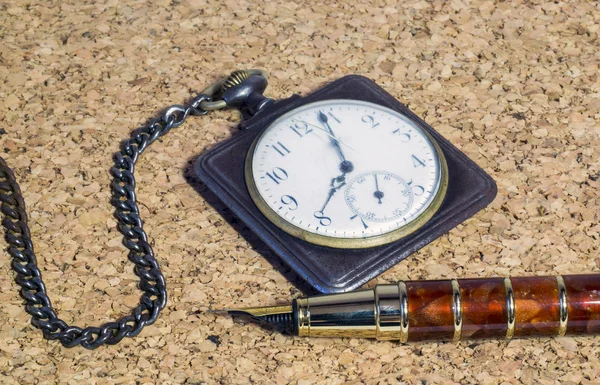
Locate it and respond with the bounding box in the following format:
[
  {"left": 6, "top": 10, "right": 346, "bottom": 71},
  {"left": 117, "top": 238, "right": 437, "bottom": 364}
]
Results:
[{"left": 248, "top": 99, "right": 444, "bottom": 242}]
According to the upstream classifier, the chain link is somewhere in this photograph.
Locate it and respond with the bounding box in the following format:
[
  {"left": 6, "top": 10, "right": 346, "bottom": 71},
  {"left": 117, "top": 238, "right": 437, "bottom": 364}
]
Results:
[{"left": 0, "top": 94, "right": 211, "bottom": 349}]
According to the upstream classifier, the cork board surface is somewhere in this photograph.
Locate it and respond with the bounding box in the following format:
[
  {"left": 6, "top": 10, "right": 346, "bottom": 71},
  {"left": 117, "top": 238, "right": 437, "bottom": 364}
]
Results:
[{"left": 1, "top": 0, "right": 599, "bottom": 384}]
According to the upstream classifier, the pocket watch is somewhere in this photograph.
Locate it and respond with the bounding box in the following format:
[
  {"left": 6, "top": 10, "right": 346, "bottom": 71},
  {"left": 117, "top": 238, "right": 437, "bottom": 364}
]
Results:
[{"left": 196, "top": 70, "right": 497, "bottom": 293}]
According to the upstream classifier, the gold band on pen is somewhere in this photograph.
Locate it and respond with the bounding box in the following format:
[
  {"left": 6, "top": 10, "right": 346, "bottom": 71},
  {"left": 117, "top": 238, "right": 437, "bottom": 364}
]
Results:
[
  {"left": 556, "top": 275, "right": 568, "bottom": 337},
  {"left": 398, "top": 281, "right": 409, "bottom": 343},
  {"left": 451, "top": 279, "right": 462, "bottom": 342},
  {"left": 374, "top": 285, "right": 382, "bottom": 340},
  {"left": 296, "top": 298, "right": 310, "bottom": 337},
  {"left": 505, "top": 277, "right": 515, "bottom": 340}
]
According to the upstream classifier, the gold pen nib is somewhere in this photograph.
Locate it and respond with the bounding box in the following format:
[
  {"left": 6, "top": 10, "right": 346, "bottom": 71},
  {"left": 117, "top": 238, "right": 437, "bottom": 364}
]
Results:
[{"left": 214, "top": 304, "right": 296, "bottom": 335}]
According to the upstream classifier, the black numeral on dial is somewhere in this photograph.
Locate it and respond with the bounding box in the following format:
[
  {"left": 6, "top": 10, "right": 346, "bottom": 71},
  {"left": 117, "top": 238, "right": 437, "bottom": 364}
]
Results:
[
  {"left": 328, "top": 112, "right": 341, "bottom": 123},
  {"left": 290, "top": 122, "right": 313, "bottom": 138},
  {"left": 407, "top": 178, "right": 425, "bottom": 196},
  {"left": 265, "top": 167, "right": 288, "bottom": 184},
  {"left": 313, "top": 211, "right": 332, "bottom": 226},
  {"left": 280, "top": 195, "right": 298, "bottom": 210},
  {"left": 350, "top": 214, "right": 369, "bottom": 229},
  {"left": 411, "top": 155, "right": 426, "bottom": 168},
  {"left": 362, "top": 115, "right": 380, "bottom": 128},
  {"left": 392, "top": 128, "right": 411, "bottom": 142},
  {"left": 270, "top": 141, "right": 290, "bottom": 156}
]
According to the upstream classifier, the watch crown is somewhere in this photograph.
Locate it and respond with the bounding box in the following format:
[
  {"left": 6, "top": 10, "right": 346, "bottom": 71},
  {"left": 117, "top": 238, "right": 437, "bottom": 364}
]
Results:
[{"left": 221, "top": 70, "right": 252, "bottom": 92}]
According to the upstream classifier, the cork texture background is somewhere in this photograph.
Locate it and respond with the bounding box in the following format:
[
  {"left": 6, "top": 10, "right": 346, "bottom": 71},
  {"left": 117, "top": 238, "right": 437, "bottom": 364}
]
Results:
[{"left": 1, "top": 0, "right": 599, "bottom": 384}]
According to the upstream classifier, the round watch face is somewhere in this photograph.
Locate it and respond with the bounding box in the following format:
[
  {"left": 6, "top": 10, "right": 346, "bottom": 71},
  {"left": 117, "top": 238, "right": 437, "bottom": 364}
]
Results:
[{"left": 245, "top": 99, "right": 447, "bottom": 248}]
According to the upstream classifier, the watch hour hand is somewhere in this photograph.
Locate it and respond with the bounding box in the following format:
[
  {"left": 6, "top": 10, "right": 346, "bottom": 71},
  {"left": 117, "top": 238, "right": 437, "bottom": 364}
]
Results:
[
  {"left": 319, "top": 175, "right": 346, "bottom": 211},
  {"left": 314, "top": 180, "right": 343, "bottom": 227},
  {"left": 317, "top": 173, "right": 347, "bottom": 215},
  {"left": 318, "top": 188, "right": 336, "bottom": 213}
]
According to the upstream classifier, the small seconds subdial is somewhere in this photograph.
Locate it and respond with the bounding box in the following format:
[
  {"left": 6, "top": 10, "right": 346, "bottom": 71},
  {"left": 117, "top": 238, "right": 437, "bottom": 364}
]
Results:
[{"left": 345, "top": 172, "right": 414, "bottom": 223}]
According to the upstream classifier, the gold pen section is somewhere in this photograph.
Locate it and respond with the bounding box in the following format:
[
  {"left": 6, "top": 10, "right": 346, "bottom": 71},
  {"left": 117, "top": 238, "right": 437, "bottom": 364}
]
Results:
[
  {"left": 292, "top": 274, "right": 600, "bottom": 342},
  {"left": 296, "top": 284, "right": 406, "bottom": 339}
]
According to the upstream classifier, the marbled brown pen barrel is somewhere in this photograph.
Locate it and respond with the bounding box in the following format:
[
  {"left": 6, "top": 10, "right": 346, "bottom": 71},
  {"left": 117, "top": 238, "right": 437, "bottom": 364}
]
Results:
[
  {"left": 402, "top": 275, "right": 599, "bottom": 341},
  {"left": 406, "top": 280, "right": 455, "bottom": 341},
  {"left": 459, "top": 278, "right": 507, "bottom": 339},
  {"left": 564, "top": 275, "right": 600, "bottom": 335},
  {"left": 511, "top": 276, "right": 561, "bottom": 337}
]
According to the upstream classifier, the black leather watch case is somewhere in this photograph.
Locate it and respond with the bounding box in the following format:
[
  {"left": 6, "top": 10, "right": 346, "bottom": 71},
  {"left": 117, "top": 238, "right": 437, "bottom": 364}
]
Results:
[{"left": 194, "top": 75, "right": 496, "bottom": 293}]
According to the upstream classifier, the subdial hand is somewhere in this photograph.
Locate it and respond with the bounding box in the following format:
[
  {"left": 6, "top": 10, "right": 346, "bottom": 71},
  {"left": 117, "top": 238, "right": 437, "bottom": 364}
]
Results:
[{"left": 373, "top": 174, "right": 384, "bottom": 204}]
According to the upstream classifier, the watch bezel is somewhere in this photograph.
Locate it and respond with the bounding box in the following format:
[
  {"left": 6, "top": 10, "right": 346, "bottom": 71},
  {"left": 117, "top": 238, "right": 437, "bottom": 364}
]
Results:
[{"left": 244, "top": 99, "right": 449, "bottom": 249}]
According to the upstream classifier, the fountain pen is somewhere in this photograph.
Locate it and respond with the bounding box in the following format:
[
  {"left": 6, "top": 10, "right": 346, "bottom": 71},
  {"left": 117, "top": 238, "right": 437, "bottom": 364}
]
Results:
[{"left": 221, "top": 274, "right": 600, "bottom": 342}]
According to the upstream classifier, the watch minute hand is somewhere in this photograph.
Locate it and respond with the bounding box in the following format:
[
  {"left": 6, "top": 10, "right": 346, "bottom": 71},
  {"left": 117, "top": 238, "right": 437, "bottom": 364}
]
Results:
[
  {"left": 292, "top": 119, "right": 358, "bottom": 156},
  {"left": 317, "top": 111, "right": 347, "bottom": 163}
]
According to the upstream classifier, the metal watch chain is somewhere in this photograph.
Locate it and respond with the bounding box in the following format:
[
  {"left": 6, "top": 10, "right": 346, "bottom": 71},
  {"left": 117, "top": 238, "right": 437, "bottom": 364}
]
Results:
[{"left": 0, "top": 71, "right": 255, "bottom": 349}]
